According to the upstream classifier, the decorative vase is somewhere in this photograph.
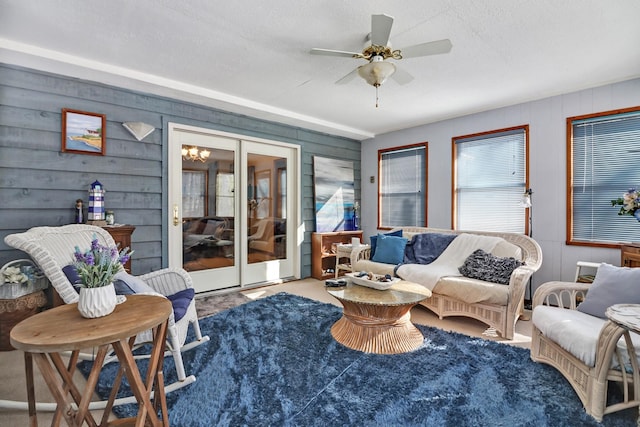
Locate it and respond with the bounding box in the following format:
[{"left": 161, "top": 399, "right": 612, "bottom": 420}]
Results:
[{"left": 78, "top": 283, "right": 117, "bottom": 318}]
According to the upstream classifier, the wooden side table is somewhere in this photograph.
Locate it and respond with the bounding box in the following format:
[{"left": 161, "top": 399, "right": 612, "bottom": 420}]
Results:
[{"left": 10, "top": 294, "right": 172, "bottom": 426}]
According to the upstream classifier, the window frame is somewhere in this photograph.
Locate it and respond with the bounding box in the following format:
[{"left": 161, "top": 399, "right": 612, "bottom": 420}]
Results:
[
  {"left": 452, "top": 125, "right": 530, "bottom": 233},
  {"left": 566, "top": 106, "right": 640, "bottom": 248},
  {"left": 377, "top": 142, "right": 428, "bottom": 230}
]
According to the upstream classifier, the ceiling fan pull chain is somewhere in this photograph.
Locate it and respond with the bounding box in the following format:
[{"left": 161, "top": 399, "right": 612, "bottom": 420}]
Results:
[{"left": 375, "top": 85, "right": 380, "bottom": 108}]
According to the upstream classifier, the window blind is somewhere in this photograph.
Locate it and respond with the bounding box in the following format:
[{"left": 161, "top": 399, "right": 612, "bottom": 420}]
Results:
[
  {"left": 455, "top": 128, "right": 527, "bottom": 233},
  {"left": 380, "top": 145, "right": 426, "bottom": 227},
  {"left": 571, "top": 110, "right": 640, "bottom": 243}
]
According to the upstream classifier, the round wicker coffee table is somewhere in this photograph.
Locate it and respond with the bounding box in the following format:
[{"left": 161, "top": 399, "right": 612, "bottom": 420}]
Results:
[{"left": 326, "top": 280, "right": 431, "bottom": 354}]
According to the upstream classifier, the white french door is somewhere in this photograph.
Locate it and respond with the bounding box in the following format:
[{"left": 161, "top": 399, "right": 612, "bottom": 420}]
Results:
[{"left": 168, "top": 123, "right": 300, "bottom": 293}]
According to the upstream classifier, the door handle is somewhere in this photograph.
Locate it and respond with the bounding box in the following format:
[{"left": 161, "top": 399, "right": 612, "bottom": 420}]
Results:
[{"left": 173, "top": 204, "right": 180, "bottom": 226}]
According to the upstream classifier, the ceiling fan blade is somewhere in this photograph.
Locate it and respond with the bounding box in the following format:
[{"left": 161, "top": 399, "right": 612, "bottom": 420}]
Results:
[
  {"left": 400, "top": 39, "right": 453, "bottom": 59},
  {"left": 370, "top": 14, "right": 394, "bottom": 46},
  {"left": 310, "top": 48, "right": 361, "bottom": 58},
  {"left": 390, "top": 67, "right": 414, "bottom": 85},
  {"left": 335, "top": 68, "right": 358, "bottom": 85}
]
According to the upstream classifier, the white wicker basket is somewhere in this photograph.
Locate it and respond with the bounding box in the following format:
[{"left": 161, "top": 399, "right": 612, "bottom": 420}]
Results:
[{"left": 0, "top": 259, "right": 48, "bottom": 299}]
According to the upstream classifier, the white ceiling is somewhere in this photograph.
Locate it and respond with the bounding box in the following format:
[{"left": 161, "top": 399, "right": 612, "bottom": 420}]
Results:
[{"left": 1, "top": 0, "right": 639, "bottom": 141}]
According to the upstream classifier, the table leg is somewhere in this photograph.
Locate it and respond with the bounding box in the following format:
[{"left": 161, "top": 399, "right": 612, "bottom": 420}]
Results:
[
  {"left": 49, "top": 351, "right": 82, "bottom": 427},
  {"left": 24, "top": 352, "right": 37, "bottom": 427},
  {"left": 111, "top": 338, "right": 162, "bottom": 426},
  {"left": 71, "top": 346, "right": 109, "bottom": 425},
  {"left": 32, "top": 353, "right": 81, "bottom": 426},
  {"left": 151, "top": 320, "right": 170, "bottom": 425}
]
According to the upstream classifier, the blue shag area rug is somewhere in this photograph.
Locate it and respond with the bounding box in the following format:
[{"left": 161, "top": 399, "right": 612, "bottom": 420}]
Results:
[{"left": 79, "top": 292, "right": 637, "bottom": 426}]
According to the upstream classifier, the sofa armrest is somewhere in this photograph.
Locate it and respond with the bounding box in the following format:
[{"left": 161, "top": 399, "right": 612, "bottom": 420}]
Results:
[
  {"left": 506, "top": 266, "right": 534, "bottom": 305},
  {"left": 532, "top": 281, "right": 590, "bottom": 310},
  {"left": 352, "top": 246, "right": 371, "bottom": 264}
]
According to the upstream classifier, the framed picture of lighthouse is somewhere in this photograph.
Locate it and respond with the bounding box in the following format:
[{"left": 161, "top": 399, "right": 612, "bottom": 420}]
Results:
[{"left": 61, "top": 109, "right": 106, "bottom": 155}]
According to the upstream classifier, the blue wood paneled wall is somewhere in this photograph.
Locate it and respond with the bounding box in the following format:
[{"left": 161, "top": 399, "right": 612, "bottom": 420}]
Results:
[{"left": 0, "top": 64, "right": 361, "bottom": 278}]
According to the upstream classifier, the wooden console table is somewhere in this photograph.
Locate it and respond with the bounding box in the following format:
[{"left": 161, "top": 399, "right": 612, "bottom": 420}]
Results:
[
  {"left": 10, "top": 294, "right": 172, "bottom": 426},
  {"left": 621, "top": 243, "right": 640, "bottom": 268},
  {"left": 101, "top": 225, "right": 135, "bottom": 272}
]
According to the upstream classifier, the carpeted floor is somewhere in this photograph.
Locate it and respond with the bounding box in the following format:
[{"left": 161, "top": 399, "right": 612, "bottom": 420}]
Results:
[{"left": 79, "top": 293, "right": 637, "bottom": 426}]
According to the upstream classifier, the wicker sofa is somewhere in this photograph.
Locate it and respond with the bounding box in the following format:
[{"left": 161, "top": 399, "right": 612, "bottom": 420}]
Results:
[{"left": 352, "top": 227, "right": 542, "bottom": 340}]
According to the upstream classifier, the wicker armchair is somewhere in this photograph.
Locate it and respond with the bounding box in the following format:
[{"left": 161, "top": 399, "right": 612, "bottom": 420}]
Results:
[
  {"left": 531, "top": 281, "right": 640, "bottom": 421},
  {"left": 3, "top": 224, "right": 209, "bottom": 409}
]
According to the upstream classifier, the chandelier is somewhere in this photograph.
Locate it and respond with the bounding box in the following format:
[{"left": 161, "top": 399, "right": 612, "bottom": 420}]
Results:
[{"left": 181, "top": 146, "right": 211, "bottom": 162}]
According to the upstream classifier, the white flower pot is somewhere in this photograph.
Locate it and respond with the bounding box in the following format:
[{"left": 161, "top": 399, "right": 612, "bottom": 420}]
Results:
[{"left": 78, "top": 283, "right": 117, "bottom": 318}]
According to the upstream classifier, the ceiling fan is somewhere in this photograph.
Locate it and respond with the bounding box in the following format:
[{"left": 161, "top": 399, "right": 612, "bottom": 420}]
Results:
[{"left": 310, "top": 14, "right": 452, "bottom": 106}]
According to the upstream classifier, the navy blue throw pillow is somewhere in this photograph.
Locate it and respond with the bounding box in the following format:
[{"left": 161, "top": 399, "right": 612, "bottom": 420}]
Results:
[
  {"left": 168, "top": 288, "right": 195, "bottom": 322},
  {"left": 62, "top": 264, "right": 82, "bottom": 293}
]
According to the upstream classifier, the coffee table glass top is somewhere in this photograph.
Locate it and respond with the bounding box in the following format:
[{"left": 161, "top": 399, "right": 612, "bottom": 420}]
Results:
[{"left": 326, "top": 281, "right": 431, "bottom": 306}]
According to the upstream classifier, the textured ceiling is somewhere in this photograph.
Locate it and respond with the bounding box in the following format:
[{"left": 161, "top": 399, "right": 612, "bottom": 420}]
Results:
[{"left": 1, "top": 0, "right": 639, "bottom": 140}]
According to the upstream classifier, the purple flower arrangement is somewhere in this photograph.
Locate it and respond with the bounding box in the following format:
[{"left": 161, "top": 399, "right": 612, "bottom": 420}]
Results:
[{"left": 73, "top": 237, "right": 133, "bottom": 288}]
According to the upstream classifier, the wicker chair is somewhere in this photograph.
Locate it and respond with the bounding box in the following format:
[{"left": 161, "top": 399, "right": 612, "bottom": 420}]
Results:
[
  {"left": 531, "top": 281, "right": 640, "bottom": 421},
  {"left": 3, "top": 224, "right": 209, "bottom": 409}
]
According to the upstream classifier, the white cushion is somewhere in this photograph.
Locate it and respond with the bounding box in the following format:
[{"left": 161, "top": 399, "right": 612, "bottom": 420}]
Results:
[
  {"left": 434, "top": 276, "right": 509, "bottom": 305},
  {"left": 491, "top": 239, "right": 522, "bottom": 260},
  {"left": 532, "top": 305, "right": 640, "bottom": 368},
  {"left": 353, "top": 259, "right": 397, "bottom": 276}
]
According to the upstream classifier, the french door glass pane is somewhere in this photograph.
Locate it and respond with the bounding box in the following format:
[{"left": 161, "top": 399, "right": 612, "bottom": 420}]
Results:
[
  {"left": 248, "top": 153, "right": 287, "bottom": 263},
  {"left": 182, "top": 145, "right": 235, "bottom": 272}
]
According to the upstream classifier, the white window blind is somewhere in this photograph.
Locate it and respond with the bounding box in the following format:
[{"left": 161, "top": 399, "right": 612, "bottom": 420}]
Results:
[
  {"left": 379, "top": 145, "right": 427, "bottom": 228},
  {"left": 455, "top": 128, "right": 527, "bottom": 233},
  {"left": 570, "top": 109, "right": 640, "bottom": 244}
]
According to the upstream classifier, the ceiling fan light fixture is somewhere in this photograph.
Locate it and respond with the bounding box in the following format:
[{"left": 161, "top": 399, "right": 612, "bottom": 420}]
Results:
[{"left": 357, "top": 56, "right": 396, "bottom": 87}]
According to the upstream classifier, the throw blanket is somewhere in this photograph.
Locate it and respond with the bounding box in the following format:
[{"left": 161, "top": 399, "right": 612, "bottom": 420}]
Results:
[
  {"left": 404, "top": 232, "right": 457, "bottom": 265},
  {"left": 396, "top": 233, "right": 503, "bottom": 291}
]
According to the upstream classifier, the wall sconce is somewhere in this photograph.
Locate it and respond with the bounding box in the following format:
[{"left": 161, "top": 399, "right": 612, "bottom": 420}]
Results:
[
  {"left": 520, "top": 188, "right": 533, "bottom": 236},
  {"left": 122, "top": 122, "right": 155, "bottom": 141},
  {"left": 520, "top": 188, "right": 533, "bottom": 208},
  {"left": 181, "top": 146, "right": 211, "bottom": 162}
]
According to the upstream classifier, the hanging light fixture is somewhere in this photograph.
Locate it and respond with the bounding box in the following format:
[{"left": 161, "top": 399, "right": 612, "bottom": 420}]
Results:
[
  {"left": 181, "top": 146, "right": 211, "bottom": 162},
  {"left": 357, "top": 55, "right": 396, "bottom": 108}
]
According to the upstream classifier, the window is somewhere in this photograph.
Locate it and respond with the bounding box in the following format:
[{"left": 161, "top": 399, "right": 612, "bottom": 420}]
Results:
[
  {"left": 568, "top": 107, "right": 640, "bottom": 246},
  {"left": 378, "top": 143, "right": 427, "bottom": 228},
  {"left": 453, "top": 126, "right": 529, "bottom": 233}
]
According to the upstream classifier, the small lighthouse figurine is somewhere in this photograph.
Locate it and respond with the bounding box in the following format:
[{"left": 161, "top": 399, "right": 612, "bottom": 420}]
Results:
[{"left": 87, "top": 180, "right": 107, "bottom": 225}]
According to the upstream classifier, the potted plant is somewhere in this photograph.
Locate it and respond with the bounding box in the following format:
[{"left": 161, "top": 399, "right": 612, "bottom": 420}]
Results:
[
  {"left": 612, "top": 187, "right": 640, "bottom": 220},
  {"left": 73, "top": 237, "right": 133, "bottom": 318}
]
